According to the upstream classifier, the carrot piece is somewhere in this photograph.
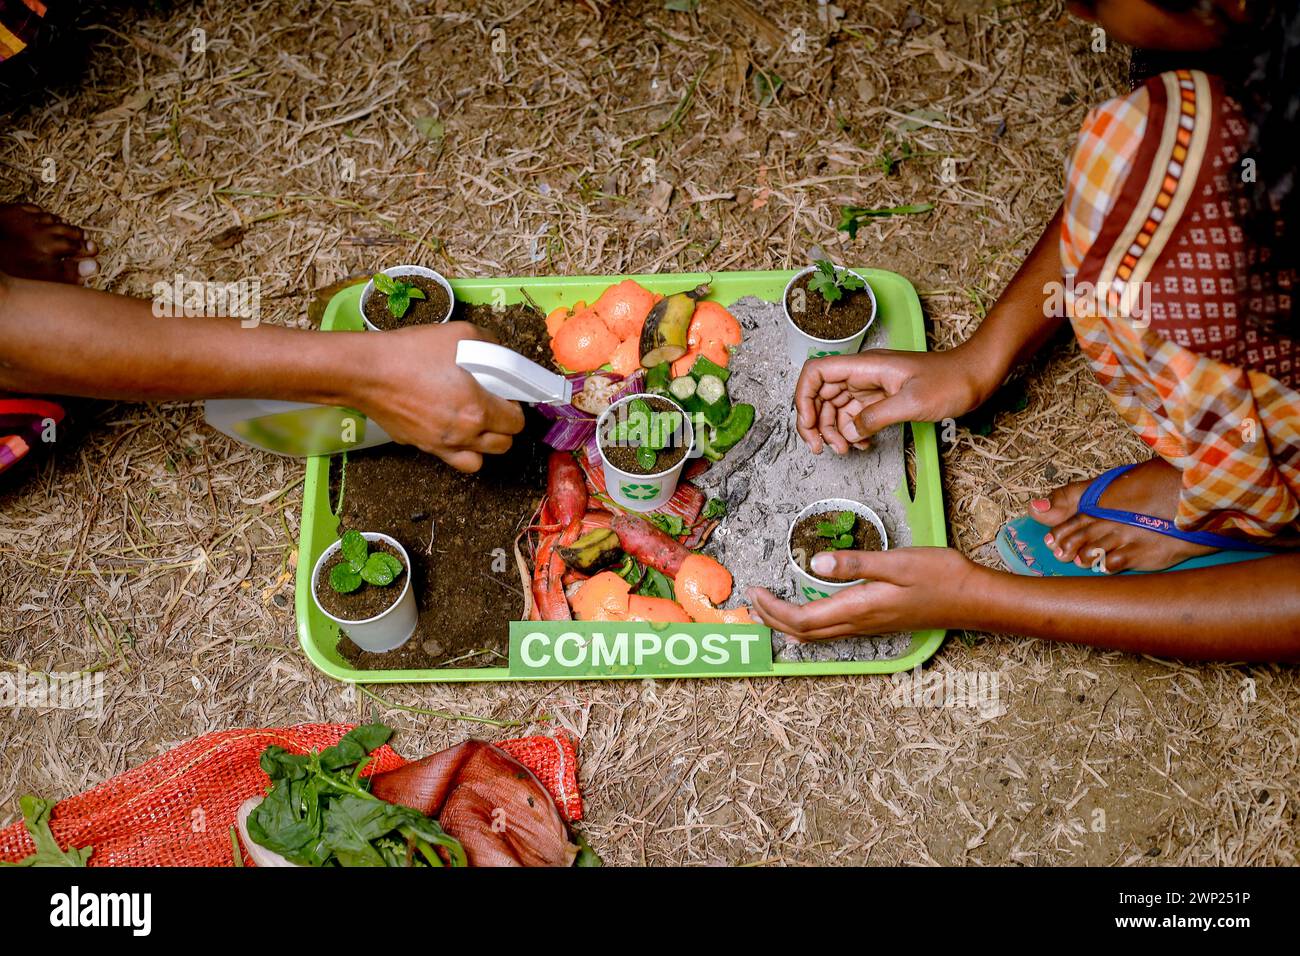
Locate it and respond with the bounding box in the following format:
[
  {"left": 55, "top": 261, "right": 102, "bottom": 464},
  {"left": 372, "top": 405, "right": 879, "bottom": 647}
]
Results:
[
  {"left": 550, "top": 312, "right": 619, "bottom": 372},
  {"left": 593, "top": 279, "right": 657, "bottom": 341}
]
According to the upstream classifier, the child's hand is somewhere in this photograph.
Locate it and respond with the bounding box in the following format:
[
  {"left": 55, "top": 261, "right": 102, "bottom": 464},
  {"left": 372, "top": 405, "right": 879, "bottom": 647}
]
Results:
[
  {"left": 353, "top": 322, "right": 525, "bottom": 472},
  {"left": 747, "top": 547, "right": 981, "bottom": 639},
  {"left": 794, "top": 349, "right": 983, "bottom": 453}
]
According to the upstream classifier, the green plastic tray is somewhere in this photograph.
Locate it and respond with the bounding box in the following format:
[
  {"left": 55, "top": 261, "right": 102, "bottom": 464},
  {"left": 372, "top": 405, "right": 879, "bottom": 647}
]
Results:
[{"left": 295, "top": 269, "right": 947, "bottom": 682}]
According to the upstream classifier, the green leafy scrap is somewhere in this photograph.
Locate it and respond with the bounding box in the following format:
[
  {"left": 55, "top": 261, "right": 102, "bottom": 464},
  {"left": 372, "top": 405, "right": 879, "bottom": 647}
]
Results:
[
  {"left": 702, "top": 497, "right": 728, "bottom": 520},
  {"left": 0, "top": 796, "right": 92, "bottom": 867},
  {"left": 650, "top": 513, "right": 686, "bottom": 537},
  {"left": 246, "top": 723, "right": 467, "bottom": 868},
  {"left": 837, "top": 202, "right": 935, "bottom": 239},
  {"left": 636, "top": 567, "right": 676, "bottom": 601}
]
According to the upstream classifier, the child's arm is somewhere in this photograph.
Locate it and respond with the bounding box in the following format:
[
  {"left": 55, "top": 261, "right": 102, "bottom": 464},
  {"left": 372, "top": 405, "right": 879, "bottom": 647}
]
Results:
[
  {"left": 748, "top": 547, "right": 1300, "bottom": 661},
  {"left": 796, "top": 206, "right": 1069, "bottom": 452},
  {"left": 0, "top": 273, "right": 525, "bottom": 473}
]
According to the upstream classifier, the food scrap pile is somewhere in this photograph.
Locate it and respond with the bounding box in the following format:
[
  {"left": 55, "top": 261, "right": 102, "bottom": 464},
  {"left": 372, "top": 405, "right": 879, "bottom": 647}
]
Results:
[{"left": 524, "top": 277, "right": 757, "bottom": 626}]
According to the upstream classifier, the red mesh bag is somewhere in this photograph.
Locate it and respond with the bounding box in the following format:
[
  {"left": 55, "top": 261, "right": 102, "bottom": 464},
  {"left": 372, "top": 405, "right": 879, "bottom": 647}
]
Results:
[{"left": 0, "top": 724, "right": 581, "bottom": 867}]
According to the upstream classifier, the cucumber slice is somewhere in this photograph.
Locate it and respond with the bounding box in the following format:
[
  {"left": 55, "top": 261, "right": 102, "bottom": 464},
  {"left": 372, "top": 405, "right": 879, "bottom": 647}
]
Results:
[
  {"left": 693, "top": 374, "right": 731, "bottom": 426},
  {"left": 668, "top": 375, "right": 697, "bottom": 403},
  {"left": 644, "top": 361, "right": 673, "bottom": 395},
  {"left": 689, "top": 354, "right": 731, "bottom": 383}
]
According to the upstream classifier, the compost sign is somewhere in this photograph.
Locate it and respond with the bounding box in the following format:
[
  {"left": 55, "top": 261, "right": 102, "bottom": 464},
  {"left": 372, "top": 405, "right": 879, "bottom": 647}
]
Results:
[{"left": 508, "top": 622, "right": 773, "bottom": 677}]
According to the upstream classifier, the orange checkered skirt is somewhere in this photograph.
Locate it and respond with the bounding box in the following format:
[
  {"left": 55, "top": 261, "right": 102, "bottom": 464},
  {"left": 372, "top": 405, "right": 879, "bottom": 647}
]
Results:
[{"left": 1069, "top": 70, "right": 1299, "bottom": 539}]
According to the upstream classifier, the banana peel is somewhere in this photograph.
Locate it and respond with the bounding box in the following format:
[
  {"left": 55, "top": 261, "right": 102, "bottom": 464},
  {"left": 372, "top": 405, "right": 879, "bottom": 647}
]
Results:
[
  {"left": 639, "top": 283, "right": 710, "bottom": 368},
  {"left": 557, "top": 528, "right": 623, "bottom": 574}
]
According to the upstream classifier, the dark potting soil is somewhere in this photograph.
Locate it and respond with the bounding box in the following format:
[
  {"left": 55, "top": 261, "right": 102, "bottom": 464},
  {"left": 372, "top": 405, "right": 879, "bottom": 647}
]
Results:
[
  {"left": 786, "top": 271, "right": 874, "bottom": 341},
  {"left": 331, "top": 301, "right": 554, "bottom": 670},
  {"left": 451, "top": 300, "right": 554, "bottom": 366},
  {"left": 599, "top": 395, "right": 689, "bottom": 476},
  {"left": 789, "top": 510, "right": 884, "bottom": 578},
  {"left": 363, "top": 274, "right": 453, "bottom": 329},
  {"left": 314, "top": 538, "right": 406, "bottom": 622}
]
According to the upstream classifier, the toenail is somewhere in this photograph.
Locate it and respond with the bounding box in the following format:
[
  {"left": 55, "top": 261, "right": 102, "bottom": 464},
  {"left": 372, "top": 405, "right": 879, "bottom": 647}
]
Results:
[
  {"left": 86, "top": 240, "right": 98, "bottom": 254},
  {"left": 1031, "top": 498, "right": 1051, "bottom": 513},
  {"left": 78, "top": 258, "right": 97, "bottom": 276},
  {"left": 1054, "top": 549, "right": 1064, "bottom": 559},
  {"left": 1044, "top": 534, "right": 1054, "bottom": 545}
]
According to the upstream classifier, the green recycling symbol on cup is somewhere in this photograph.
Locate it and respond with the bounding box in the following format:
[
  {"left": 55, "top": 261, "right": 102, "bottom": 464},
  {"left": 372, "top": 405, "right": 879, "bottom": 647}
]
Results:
[
  {"left": 801, "top": 584, "right": 831, "bottom": 601},
  {"left": 620, "top": 482, "right": 660, "bottom": 501}
]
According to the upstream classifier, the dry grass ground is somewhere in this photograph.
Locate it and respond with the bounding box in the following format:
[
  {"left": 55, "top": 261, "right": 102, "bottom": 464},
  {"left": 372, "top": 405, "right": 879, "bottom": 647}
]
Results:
[{"left": 1, "top": 0, "right": 1296, "bottom": 865}]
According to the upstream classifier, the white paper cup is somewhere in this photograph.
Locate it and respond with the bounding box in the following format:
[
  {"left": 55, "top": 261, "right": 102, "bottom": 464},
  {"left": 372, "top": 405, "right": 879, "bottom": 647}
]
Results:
[
  {"left": 787, "top": 498, "right": 889, "bottom": 603},
  {"left": 311, "top": 532, "right": 417, "bottom": 652},
  {"left": 359, "top": 265, "right": 454, "bottom": 331},
  {"left": 782, "top": 265, "right": 877, "bottom": 367},
  {"left": 596, "top": 393, "right": 698, "bottom": 512}
]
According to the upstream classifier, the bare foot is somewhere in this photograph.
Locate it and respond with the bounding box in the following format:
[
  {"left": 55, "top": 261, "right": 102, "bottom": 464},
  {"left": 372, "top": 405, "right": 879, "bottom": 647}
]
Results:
[
  {"left": 0, "top": 202, "right": 98, "bottom": 283},
  {"left": 1028, "top": 458, "right": 1217, "bottom": 573}
]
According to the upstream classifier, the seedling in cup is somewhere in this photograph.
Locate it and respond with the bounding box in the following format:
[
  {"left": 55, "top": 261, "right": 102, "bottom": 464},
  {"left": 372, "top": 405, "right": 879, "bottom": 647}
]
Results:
[
  {"left": 604, "top": 397, "right": 683, "bottom": 473},
  {"left": 371, "top": 272, "right": 426, "bottom": 320},
  {"left": 329, "top": 529, "right": 404, "bottom": 593},
  {"left": 807, "top": 259, "right": 865, "bottom": 313},
  {"left": 311, "top": 529, "right": 418, "bottom": 652},
  {"left": 814, "top": 510, "right": 858, "bottom": 550},
  {"left": 782, "top": 260, "right": 877, "bottom": 366},
  {"left": 596, "top": 393, "right": 699, "bottom": 512},
  {"left": 359, "top": 264, "right": 455, "bottom": 330},
  {"left": 787, "top": 498, "right": 888, "bottom": 604}
]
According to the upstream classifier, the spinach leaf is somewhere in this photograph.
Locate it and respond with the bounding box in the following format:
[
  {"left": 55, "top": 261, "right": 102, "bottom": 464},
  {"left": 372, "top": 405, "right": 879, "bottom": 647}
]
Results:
[
  {"left": 0, "top": 796, "right": 92, "bottom": 867},
  {"left": 637, "top": 567, "right": 676, "bottom": 600},
  {"left": 247, "top": 723, "right": 465, "bottom": 868},
  {"left": 650, "top": 513, "right": 686, "bottom": 537}
]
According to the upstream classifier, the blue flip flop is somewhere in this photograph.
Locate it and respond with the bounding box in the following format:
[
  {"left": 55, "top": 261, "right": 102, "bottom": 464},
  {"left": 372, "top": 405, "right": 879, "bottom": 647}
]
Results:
[{"left": 996, "top": 463, "right": 1276, "bottom": 577}]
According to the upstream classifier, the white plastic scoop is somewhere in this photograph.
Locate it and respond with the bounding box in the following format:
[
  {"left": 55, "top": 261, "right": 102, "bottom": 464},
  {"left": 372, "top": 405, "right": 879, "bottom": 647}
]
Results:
[
  {"left": 454, "top": 340, "right": 572, "bottom": 404},
  {"left": 204, "top": 343, "right": 572, "bottom": 457}
]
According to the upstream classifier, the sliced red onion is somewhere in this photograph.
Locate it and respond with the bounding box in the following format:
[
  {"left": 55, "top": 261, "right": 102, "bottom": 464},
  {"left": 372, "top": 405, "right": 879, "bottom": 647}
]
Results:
[
  {"left": 540, "top": 370, "right": 644, "bottom": 450},
  {"left": 544, "top": 415, "right": 597, "bottom": 451}
]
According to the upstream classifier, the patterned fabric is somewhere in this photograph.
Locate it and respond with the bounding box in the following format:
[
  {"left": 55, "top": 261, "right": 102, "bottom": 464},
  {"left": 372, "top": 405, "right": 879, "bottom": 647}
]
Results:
[
  {"left": 1062, "top": 89, "right": 1148, "bottom": 274},
  {"left": 0, "top": 0, "right": 46, "bottom": 61},
  {"left": 0, "top": 397, "right": 63, "bottom": 473},
  {"left": 1064, "top": 70, "right": 1300, "bottom": 539}
]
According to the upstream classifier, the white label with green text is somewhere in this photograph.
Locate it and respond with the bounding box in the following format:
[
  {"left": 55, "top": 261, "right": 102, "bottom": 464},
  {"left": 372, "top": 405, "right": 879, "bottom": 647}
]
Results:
[{"left": 508, "top": 622, "right": 773, "bottom": 677}]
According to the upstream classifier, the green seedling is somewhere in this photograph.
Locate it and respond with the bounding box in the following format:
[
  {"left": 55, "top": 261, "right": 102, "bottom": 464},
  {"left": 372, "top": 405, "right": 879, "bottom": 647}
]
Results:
[
  {"left": 608, "top": 398, "right": 683, "bottom": 471},
  {"left": 815, "top": 510, "right": 857, "bottom": 550},
  {"left": 807, "top": 259, "right": 866, "bottom": 311},
  {"left": 329, "top": 529, "right": 404, "bottom": 594},
  {"left": 372, "top": 272, "right": 427, "bottom": 319}
]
